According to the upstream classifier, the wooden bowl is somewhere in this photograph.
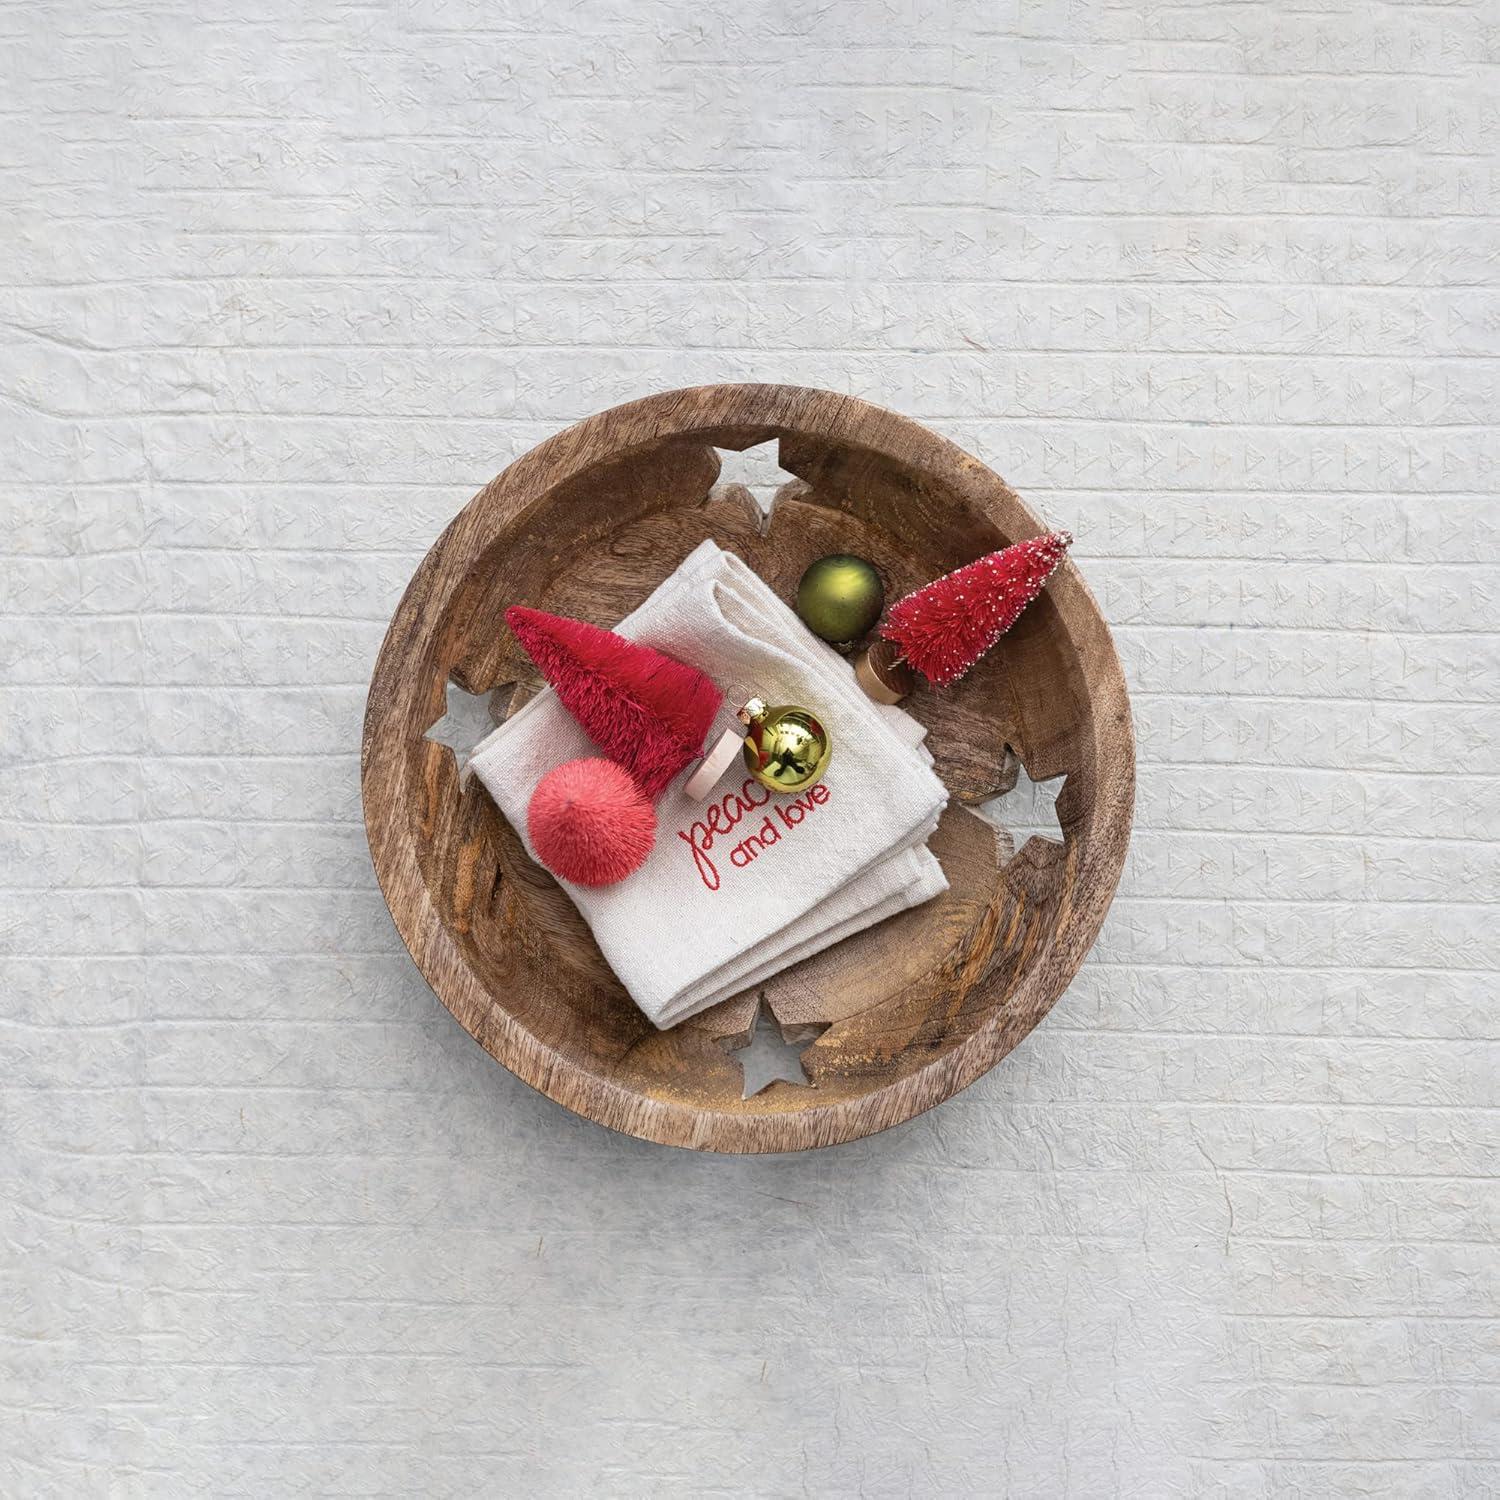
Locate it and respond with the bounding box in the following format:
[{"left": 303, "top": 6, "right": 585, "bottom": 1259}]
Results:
[{"left": 362, "top": 385, "right": 1134, "bottom": 1152}]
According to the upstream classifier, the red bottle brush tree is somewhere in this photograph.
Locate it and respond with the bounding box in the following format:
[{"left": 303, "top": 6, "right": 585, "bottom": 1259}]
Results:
[
  {"left": 505, "top": 606, "right": 723, "bottom": 798},
  {"left": 881, "top": 530, "right": 1072, "bottom": 688}
]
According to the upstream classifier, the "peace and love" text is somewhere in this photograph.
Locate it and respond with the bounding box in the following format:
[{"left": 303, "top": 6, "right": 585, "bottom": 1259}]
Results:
[{"left": 677, "top": 778, "right": 833, "bottom": 891}]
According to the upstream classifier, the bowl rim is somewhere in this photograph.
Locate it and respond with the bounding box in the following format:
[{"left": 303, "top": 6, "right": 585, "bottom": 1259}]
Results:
[{"left": 362, "top": 383, "right": 1135, "bottom": 1152}]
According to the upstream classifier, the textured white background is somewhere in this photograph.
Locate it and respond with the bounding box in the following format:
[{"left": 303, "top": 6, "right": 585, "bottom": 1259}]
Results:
[{"left": 4, "top": 0, "right": 1499, "bottom": 1495}]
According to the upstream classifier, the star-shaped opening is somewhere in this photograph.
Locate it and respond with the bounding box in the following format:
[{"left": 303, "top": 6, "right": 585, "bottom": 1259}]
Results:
[
  {"left": 719, "top": 998, "right": 830, "bottom": 1099},
  {"left": 709, "top": 439, "right": 786, "bottom": 520},
  {"left": 976, "top": 746, "right": 1067, "bottom": 856},
  {"left": 424, "top": 678, "right": 500, "bottom": 774}
]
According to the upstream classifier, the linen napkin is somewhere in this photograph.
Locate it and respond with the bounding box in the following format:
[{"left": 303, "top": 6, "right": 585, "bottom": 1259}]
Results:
[{"left": 468, "top": 540, "right": 950, "bottom": 1028}]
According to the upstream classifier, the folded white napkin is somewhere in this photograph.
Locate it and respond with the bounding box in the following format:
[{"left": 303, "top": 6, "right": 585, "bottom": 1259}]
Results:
[{"left": 469, "top": 541, "right": 950, "bottom": 1028}]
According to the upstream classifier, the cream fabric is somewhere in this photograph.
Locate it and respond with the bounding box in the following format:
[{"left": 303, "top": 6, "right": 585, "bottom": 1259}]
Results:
[{"left": 469, "top": 541, "right": 949, "bottom": 1027}]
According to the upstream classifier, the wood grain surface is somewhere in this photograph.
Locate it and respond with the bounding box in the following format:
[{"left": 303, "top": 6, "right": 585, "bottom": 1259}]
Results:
[{"left": 362, "top": 384, "right": 1135, "bottom": 1151}]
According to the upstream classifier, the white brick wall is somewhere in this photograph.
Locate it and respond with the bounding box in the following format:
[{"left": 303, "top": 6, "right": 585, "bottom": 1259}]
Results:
[{"left": 4, "top": 1, "right": 1497, "bottom": 1494}]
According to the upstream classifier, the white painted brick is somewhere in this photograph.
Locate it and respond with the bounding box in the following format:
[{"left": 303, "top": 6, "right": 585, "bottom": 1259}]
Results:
[{"left": 3, "top": 0, "right": 1497, "bottom": 1493}]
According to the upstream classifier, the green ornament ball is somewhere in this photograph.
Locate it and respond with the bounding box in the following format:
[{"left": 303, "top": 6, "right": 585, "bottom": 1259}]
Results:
[{"left": 796, "top": 554, "right": 885, "bottom": 645}]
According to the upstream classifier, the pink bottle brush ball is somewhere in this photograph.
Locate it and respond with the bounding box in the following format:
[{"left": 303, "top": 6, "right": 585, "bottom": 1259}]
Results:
[{"left": 527, "top": 758, "right": 656, "bottom": 887}]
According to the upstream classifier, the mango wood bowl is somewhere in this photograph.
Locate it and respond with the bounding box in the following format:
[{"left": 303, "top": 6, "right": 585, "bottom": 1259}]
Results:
[{"left": 362, "top": 385, "right": 1134, "bottom": 1152}]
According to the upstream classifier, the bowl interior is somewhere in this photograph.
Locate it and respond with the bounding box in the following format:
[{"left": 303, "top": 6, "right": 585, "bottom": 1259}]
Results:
[{"left": 364, "top": 389, "right": 1132, "bottom": 1150}]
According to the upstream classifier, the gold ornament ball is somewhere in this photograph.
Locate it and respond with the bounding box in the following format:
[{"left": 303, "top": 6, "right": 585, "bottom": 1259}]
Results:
[
  {"left": 796, "top": 554, "right": 884, "bottom": 644},
  {"left": 740, "top": 698, "right": 832, "bottom": 793}
]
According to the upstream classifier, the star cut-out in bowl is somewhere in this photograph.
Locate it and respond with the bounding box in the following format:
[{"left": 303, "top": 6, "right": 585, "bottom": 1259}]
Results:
[
  {"left": 709, "top": 439, "right": 786, "bottom": 519},
  {"left": 361, "top": 383, "right": 1135, "bottom": 1153},
  {"left": 424, "top": 679, "right": 500, "bottom": 773},
  {"left": 976, "top": 746, "right": 1067, "bottom": 856},
  {"left": 719, "top": 998, "right": 830, "bottom": 1099}
]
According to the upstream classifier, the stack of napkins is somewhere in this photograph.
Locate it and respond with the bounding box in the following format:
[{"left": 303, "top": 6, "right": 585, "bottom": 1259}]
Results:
[{"left": 468, "top": 541, "right": 949, "bottom": 1028}]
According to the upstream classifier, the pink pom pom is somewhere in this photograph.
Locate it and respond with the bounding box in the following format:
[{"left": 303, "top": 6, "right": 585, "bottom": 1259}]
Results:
[{"left": 527, "top": 758, "right": 656, "bottom": 887}]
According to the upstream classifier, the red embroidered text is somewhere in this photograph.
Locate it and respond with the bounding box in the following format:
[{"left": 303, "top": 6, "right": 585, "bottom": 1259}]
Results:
[{"left": 677, "top": 779, "right": 831, "bottom": 891}]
